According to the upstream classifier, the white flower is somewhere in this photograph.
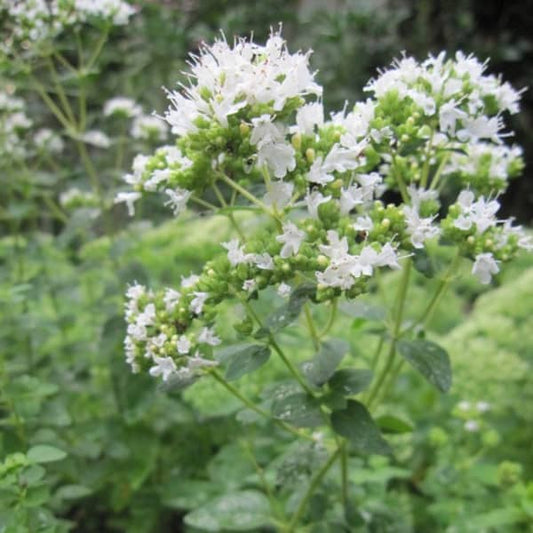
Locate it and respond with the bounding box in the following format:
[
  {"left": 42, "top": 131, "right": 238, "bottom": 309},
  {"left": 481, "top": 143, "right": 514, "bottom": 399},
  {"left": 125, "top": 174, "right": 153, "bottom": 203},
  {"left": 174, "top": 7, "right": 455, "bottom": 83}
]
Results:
[
  {"left": 243, "top": 279, "right": 257, "bottom": 292},
  {"left": 190, "top": 292, "right": 208, "bottom": 315},
  {"left": 276, "top": 222, "right": 306, "bottom": 258},
  {"left": 263, "top": 181, "right": 294, "bottom": 209},
  {"left": 439, "top": 100, "right": 466, "bottom": 135},
  {"left": 464, "top": 420, "right": 479, "bottom": 432},
  {"left": 250, "top": 115, "right": 284, "bottom": 147},
  {"left": 472, "top": 253, "right": 499, "bottom": 284},
  {"left": 458, "top": 400, "right": 471, "bottom": 411},
  {"left": 164, "top": 188, "right": 191, "bottom": 215},
  {"left": 127, "top": 322, "right": 147, "bottom": 342},
  {"left": 476, "top": 401, "right": 491, "bottom": 413},
  {"left": 357, "top": 173, "right": 383, "bottom": 202},
  {"left": 293, "top": 102, "right": 324, "bottom": 135},
  {"left": 103, "top": 96, "right": 141, "bottom": 118},
  {"left": 253, "top": 253, "right": 274, "bottom": 270},
  {"left": 222, "top": 239, "right": 253, "bottom": 266},
  {"left": 149, "top": 356, "right": 177, "bottom": 381},
  {"left": 403, "top": 206, "right": 440, "bottom": 249},
  {"left": 114, "top": 192, "right": 141, "bottom": 216},
  {"left": 163, "top": 288, "right": 181, "bottom": 312},
  {"left": 457, "top": 116, "right": 503, "bottom": 144},
  {"left": 137, "top": 303, "right": 156, "bottom": 327},
  {"left": 322, "top": 144, "right": 361, "bottom": 173},
  {"left": 181, "top": 274, "right": 200, "bottom": 288},
  {"left": 131, "top": 115, "right": 168, "bottom": 141},
  {"left": 277, "top": 282, "right": 291, "bottom": 297},
  {"left": 306, "top": 157, "right": 334, "bottom": 186},
  {"left": 454, "top": 191, "right": 499, "bottom": 234},
  {"left": 198, "top": 327, "right": 221, "bottom": 346},
  {"left": 177, "top": 335, "right": 191, "bottom": 354},
  {"left": 256, "top": 141, "right": 296, "bottom": 179},
  {"left": 34, "top": 128, "right": 64, "bottom": 153},
  {"left": 187, "top": 352, "right": 219, "bottom": 370},
  {"left": 305, "top": 190, "right": 331, "bottom": 219},
  {"left": 353, "top": 215, "right": 373, "bottom": 231},
  {"left": 340, "top": 185, "right": 364, "bottom": 215},
  {"left": 375, "top": 243, "right": 401, "bottom": 270},
  {"left": 81, "top": 130, "right": 111, "bottom": 148}
]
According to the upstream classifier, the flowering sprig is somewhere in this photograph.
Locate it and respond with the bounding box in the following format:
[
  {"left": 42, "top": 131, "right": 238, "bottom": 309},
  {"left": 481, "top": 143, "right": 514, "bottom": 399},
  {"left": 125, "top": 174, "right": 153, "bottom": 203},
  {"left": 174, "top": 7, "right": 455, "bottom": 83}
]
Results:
[
  {"left": 119, "top": 33, "right": 530, "bottom": 389},
  {"left": 113, "top": 31, "right": 533, "bottom": 530}
]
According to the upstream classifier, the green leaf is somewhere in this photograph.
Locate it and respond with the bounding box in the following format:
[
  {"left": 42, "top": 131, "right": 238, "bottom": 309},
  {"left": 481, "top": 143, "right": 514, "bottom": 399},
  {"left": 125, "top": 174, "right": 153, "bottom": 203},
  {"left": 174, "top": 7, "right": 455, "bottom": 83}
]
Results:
[
  {"left": 216, "top": 343, "right": 271, "bottom": 381},
  {"left": 328, "top": 368, "right": 373, "bottom": 396},
  {"left": 460, "top": 508, "right": 523, "bottom": 530},
  {"left": 301, "top": 338, "right": 349, "bottom": 386},
  {"left": 27, "top": 445, "right": 67, "bottom": 464},
  {"left": 162, "top": 479, "right": 218, "bottom": 510},
  {"left": 184, "top": 490, "right": 271, "bottom": 532},
  {"left": 272, "top": 392, "right": 323, "bottom": 428},
  {"left": 376, "top": 414, "right": 414, "bottom": 434},
  {"left": 55, "top": 484, "right": 93, "bottom": 500},
  {"left": 331, "top": 400, "right": 390, "bottom": 455},
  {"left": 339, "top": 301, "right": 386, "bottom": 321},
  {"left": 256, "top": 283, "right": 316, "bottom": 337},
  {"left": 397, "top": 339, "right": 452, "bottom": 392},
  {"left": 412, "top": 249, "right": 435, "bottom": 278}
]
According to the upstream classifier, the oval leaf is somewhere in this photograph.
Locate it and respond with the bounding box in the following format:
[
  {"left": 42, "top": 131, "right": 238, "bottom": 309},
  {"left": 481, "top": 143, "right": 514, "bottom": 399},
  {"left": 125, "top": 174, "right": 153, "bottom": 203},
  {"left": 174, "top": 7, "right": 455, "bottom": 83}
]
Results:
[
  {"left": 217, "top": 343, "right": 271, "bottom": 381},
  {"left": 328, "top": 368, "right": 373, "bottom": 396},
  {"left": 184, "top": 490, "right": 271, "bottom": 532},
  {"left": 397, "top": 339, "right": 452, "bottom": 392},
  {"left": 27, "top": 445, "right": 67, "bottom": 464},
  {"left": 272, "top": 392, "right": 323, "bottom": 428},
  {"left": 301, "top": 338, "right": 349, "bottom": 386},
  {"left": 376, "top": 414, "right": 414, "bottom": 434},
  {"left": 331, "top": 400, "right": 390, "bottom": 455}
]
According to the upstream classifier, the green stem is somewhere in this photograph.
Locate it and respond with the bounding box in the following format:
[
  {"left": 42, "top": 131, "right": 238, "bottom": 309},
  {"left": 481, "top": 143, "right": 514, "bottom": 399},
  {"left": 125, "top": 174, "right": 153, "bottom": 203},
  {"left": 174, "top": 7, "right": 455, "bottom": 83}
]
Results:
[
  {"left": 366, "top": 260, "right": 411, "bottom": 408},
  {"left": 212, "top": 182, "right": 247, "bottom": 241},
  {"left": 404, "top": 250, "right": 461, "bottom": 335},
  {"left": 318, "top": 299, "right": 338, "bottom": 339},
  {"left": 241, "top": 439, "right": 286, "bottom": 523},
  {"left": 210, "top": 370, "right": 312, "bottom": 441},
  {"left": 45, "top": 56, "right": 77, "bottom": 126},
  {"left": 340, "top": 440, "right": 348, "bottom": 509},
  {"left": 420, "top": 130, "right": 434, "bottom": 189},
  {"left": 219, "top": 174, "right": 280, "bottom": 223},
  {"left": 190, "top": 196, "right": 218, "bottom": 211},
  {"left": 242, "top": 300, "right": 315, "bottom": 396},
  {"left": 370, "top": 336, "right": 385, "bottom": 371},
  {"left": 429, "top": 152, "right": 450, "bottom": 191},
  {"left": 304, "top": 303, "right": 320, "bottom": 351},
  {"left": 392, "top": 155, "right": 410, "bottom": 203},
  {"left": 86, "top": 27, "right": 110, "bottom": 70},
  {"left": 31, "top": 76, "right": 72, "bottom": 131},
  {"left": 288, "top": 448, "right": 341, "bottom": 531}
]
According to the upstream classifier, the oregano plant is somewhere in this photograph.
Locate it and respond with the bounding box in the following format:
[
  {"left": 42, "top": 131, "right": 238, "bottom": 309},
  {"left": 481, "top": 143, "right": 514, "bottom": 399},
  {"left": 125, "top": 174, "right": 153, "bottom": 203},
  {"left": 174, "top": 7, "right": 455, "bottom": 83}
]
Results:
[{"left": 118, "top": 29, "right": 531, "bottom": 531}]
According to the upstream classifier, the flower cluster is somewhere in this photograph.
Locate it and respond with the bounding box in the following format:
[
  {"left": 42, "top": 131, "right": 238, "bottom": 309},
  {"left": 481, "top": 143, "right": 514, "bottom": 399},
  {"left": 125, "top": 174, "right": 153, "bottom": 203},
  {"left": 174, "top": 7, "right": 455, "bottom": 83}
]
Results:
[
  {"left": 2, "top": 0, "right": 136, "bottom": 47},
  {"left": 119, "top": 32, "right": 531, "bottom": 384},
  {"left": 0, "top": 90, "right": 32, "bottom": 164},
  {"left": 455, "top": 399, "right": 491, "bottom": 433}
]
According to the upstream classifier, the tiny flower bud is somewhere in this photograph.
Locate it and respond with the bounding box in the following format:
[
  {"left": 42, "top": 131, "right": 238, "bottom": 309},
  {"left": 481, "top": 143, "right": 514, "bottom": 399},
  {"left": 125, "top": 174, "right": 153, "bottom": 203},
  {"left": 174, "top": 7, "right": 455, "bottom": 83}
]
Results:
[
  {"left": 305, "top": 148, "right": 315, "bottom": 163},
  {"left": 239, "top": 122, "right": 250, "bottom": 136},
  {"left": 291, "top": 133, "right": 301, "bottom": 150},
  {"left": 381, "top": 218, "right": 391, "bottom": 229},
  {"left": 317, "top": 254, "right": 329, "bottom": 267}
]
